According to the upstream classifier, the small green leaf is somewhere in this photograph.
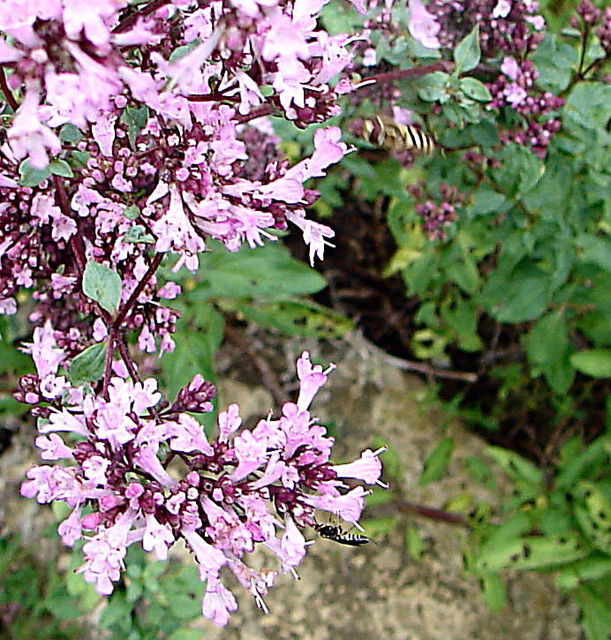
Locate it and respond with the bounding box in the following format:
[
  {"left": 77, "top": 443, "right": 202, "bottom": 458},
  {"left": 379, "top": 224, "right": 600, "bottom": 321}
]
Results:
[
  {"left": 49, "top": 158, "right": 74, "bottom": 178},
  {"left": 82, "top": 261, "right": 122, "bottom": 314},
  {"left": 59, "top": 123, "right": 83, "bottom": 143},
  {"left": 418, "top": 437, "right": 454, "bottom": 486},
  {"left": 476, "top": 533, "right": 588, "bottom": 572},
  {"left": 405, "top": 527, "right": 424, "bottom": 560},
  {"left": 463, "top": 457, "right": 496, "bottom": 490},
  {"left": 122, "top": 225, "right": 155, "bottom": 244},
  {"left": 18, "top": 160, "right": 51, "bottom": 186},
  {"left": 453, "top": 26, "right": 481, "bottom": 74},
  {"left": 485, "top": 446, "right": 543, "bottom": 487},
  {"left": 480, "top": 573, "right": 506, "bottom": 611},
  {"left": 574, "top": 585, "right": 611, "bottom": 640},
  {"left": 68, "top": 342, "right": 107, "bottom": 385},
  {"left": 123, "top": 205, "right": 140, "bottom": 220},
  {"left": 555, "top": 556, "right": 611, "bottom": 590},
  {"left": 120, "top": 105, "right": 148, "bottom": 149},
  {"left": 524, "top": 311, "right": 574, "bottom": 394},
  {"left": 365, "top": 485, "right": 394, "bottom": 507},
  {"left": 417, "top": 71, "right": 450, "bottom": 102},
  {"left": 573, "top": 482, "right": 611, "bottom": 553},
  {"left": 459, "top": 77, "right": 492, "bottom": 102},
  {"left": 232, "top": 300, "right": 351, "bottom": 338},
  {"left": 571, "top": 349, "right": 611, "bottom": 379},
  {"left": 168, "top": 630, "right": 204, "bottom": 640}
]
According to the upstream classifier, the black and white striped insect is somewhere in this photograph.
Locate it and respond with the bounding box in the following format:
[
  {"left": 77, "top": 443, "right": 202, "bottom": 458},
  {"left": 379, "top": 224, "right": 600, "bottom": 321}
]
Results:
[
  {"left": 360, "top": 115, "right": 436, "bottom": 155},
  {"left": 314, "top": 522, "right": 370, "bottom": 547}
]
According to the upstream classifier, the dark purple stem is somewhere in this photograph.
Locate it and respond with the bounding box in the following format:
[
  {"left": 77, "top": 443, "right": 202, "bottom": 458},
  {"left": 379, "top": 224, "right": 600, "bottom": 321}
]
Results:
[
  {"left": 53, "top": 176, "right": 87, "bottom": 275},
  {"left": 113, "top": 252, "right": 164, "bottom": 329},
  {"left": 112, "top": 0, "right": 169, "bottom": 34},
  {"left": 0, "top": 66, "right": 18, "bottom": 111},
  {"left": 396, "top": 500, "right": 468, "bottom": 526},
  {"left": 357, "top": 61, "right": 455, "bottom": 90}
]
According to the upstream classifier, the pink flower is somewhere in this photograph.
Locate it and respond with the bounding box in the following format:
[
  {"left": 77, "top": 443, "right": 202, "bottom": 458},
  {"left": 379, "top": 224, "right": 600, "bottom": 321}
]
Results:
[
  {"left": 408, "top": 0, "right": 441, "bottom": 49},
  {"left": 202, "top": 575, "right": 238, "bottom": 626},
  {"left": 21, "top": 320, "right": 66, "bottom": 378},
  {"left": 492, "top": 0, "right": 512, "bottom": 18},
  {"left": 504, "top": 82, "right": 528, "bottom": 106},
  {"left": 333, "top": 447, "right": 386, "bottom": 485},
  {"left": 169, "top": 413, "right": 214, "bottom": 455},
  {"left": 77, "top": 511, "right": 133, "bottom": 595},
  {"left": 501, "top": 57, "right": 520, "bottom": 81},
  {"left": 8, "top": 81, "right": 61, "bottom": 170},
  {"left": 62, "top": 0, "right": 127, "bottom": 47},
  {"left": 36, "top": 433, "right": 73, "bottom": 460},
  {"left": 142, "top": 514, "right": 175, "bottom": 561}
]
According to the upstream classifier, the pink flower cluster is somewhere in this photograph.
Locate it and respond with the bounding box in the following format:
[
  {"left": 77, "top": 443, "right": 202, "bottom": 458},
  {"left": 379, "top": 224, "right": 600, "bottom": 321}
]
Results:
[
  {"left": 427, "top": 0, "right": 545, "bottom": 57},
  {"left": 20, "top": 336, "right": 384, "bottom": 626},
  {"left": 0, "top": 0, "right": 359, "bottom": 346},
  {"left": 488, "top": 56, "right": 563, "bottom": 157},
  {"left": 409, "top": 181, "right": 464, "bottom": 241}
]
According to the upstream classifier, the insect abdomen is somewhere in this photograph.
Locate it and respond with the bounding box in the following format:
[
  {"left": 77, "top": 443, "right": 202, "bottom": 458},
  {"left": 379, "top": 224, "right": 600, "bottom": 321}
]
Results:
[
  {"left": 314, "top": 523, "right": 370, "bottom": 546},
  {"left": 360, "top": 116, "right": 436, "bottom": 155}
]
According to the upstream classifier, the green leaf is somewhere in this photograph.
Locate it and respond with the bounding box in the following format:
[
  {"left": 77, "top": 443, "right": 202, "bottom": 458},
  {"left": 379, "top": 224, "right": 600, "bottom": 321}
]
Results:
[
  {"left": 18, "top": 160, "right": 51, "bottom": 186},
  {"left": 530, "top": 33, "right": 577, "bottom": 93},
  {"left": 161, "top": 305, "right": 223, "bottom": 399},
  {"left": 556, "top": 435, "right": 610, "bottom": 491},
  {"left": 192, "top": 242, "right": 326, "bottom": 301},
  {"left": 232, "top": 299, "right": 351, "bottom": 338},
  {"left": 478, "top": 263, "right": 552, "bottom": 323},
  {"left": 453, "top": 26, "right": 481, "bottom": 74},
  {"left": 122, "top": 225, "right": 155, "bottom": 244},
  {"left": 59, "top": 123, "right": 83, "bottom": 143},
  {"left": 360, "top": 517, "right": 397, "bottom": 540},
  {"left": 555, "top": 556, "right": 611, "bottom": 590},
  {"left": 99, "top": 592, "right": 133, "bottom": 632},
  {"left": 574, "top": 585, "right": 611, "bottom": 640},
  {"left": 68, "top": 342, "right": 107, "bottom": 385},
  {"left": 571, "top": 349, "right": 611, "bottom": 378},
  {"left": 463, "top": 457, "right": 496, "bottom": 490},
  {"left": 44, "top": 587, "right": 83, "bottom": 620},
  {"left": 120, "top": 105, "right": 148, "bottom": 149},
  {"left": 168, "top": 40, "right": 201, "bottom": 63},
  {"left": 365, "top": 485, "right": 394, "bottom": 507},
  {"left": 489, "top": 144, "right": 545, "bottom": 197},
  {"left": 573, "top": 482, "right": 611, "bottom": 553},
  {"left": 480, "top": 573, "right": 506, "bottom": 611},
  {"left": 576, "top": 235, "right": 611, "bottom": 272},
  {"left": 459, "top": 77, "right": 492, "bottom": 102},
  {"left": 123, "top": 205, "right": 140, "bottom": 220},
  {"left": 524, "top": 311, "right": 574, "bottom": 394},
  {"left": 476, "top": 533, "right": 588, "bottom": 572},
  {"left": 417, "top": 71, "right": 450, "bottom": 102},
  {"left": 470, "top": 186, "right": 509, "bottom": 216},
  {"left": 418, "top": 437, "right": 454, "bottom": 486},
  {"left": 49, "top": 158, "right": 74, "bottom": 178},
  {"left": 485, "top": 446, "right": 543, "bottom": 487},
  {"left": 82, "top": 261, "right": 122, "bottom": 314},
  {"left": 166, "top": 593, "right": 201, "bottom": 620},
  {"left": 405, "top": 527, "right": 424, "bottom": 560},
  {"left": 168, "top": 630, "right": 203, "bottom": 640}
]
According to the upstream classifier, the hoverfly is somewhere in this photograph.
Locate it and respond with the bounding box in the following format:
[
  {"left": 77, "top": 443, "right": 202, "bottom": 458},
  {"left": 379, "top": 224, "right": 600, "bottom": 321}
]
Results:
[{"left": 360, "top": 115, "right": 436, "bottom": 156}]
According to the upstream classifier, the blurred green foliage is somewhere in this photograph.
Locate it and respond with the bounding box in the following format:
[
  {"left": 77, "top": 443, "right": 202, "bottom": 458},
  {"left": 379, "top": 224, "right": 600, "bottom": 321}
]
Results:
[{"left": 0, "top": 533, "right": 90, "bottom": 640}]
